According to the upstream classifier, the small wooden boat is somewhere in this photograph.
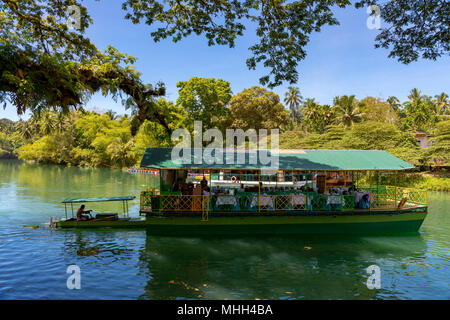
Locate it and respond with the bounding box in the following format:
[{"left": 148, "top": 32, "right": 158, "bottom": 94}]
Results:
[{"left": 55, "top": 196, "right": 146, "bottom": 228}]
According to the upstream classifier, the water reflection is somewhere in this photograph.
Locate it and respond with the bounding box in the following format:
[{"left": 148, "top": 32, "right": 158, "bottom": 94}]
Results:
[
  {"left": 138, "top": 233, "right": 428, "bottom": 300},
  {"left": 61, "top": 230, "right": 139, "bottom": 262}
]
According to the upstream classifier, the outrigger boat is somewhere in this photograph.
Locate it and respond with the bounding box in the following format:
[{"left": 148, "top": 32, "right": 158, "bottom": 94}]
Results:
[
  {"left": 55, "top": 196, "right": 146, "bottom": 228},
  {"left": 55, "top": 148, "right": 428, "bottom": 234}
]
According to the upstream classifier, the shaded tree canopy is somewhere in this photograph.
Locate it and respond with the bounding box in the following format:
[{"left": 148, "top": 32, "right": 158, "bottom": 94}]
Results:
[
  {"left": 124, "top": 0, "right": 449, "bottom": 87},
  {"left": 0, "top": 0, "right": 167, "bottom": 134},
  {"left": 1, "top": 0, "right": 449, "bottom": 129},
  {"left": 356, "top": 0, "right": 449, "bottom": 64}
]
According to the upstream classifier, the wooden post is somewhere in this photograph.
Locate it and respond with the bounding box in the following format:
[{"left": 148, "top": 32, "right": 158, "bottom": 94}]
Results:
[
  {"left": 369, "top": 171, "right": 372, "bottom": 211},
  {"left": 356, "top": 171, "right": 359, "bottom": 189},
  {"left": 258, "top": 169, "right": 261, "bottom": 213},
  {"left": 344, "top": 171, "right": 347, "bottom": 187},
  {"left": 394, "top": 171, "right": 398, "bottom": 210}
]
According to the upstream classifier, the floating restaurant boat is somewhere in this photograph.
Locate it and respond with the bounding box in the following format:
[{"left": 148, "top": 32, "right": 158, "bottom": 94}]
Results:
[
  {"left": 138, "top": 148, "right": 428, "bottom": 235},
  {"left": 55, "top": 148, "right": 428, "bottom": 234}
]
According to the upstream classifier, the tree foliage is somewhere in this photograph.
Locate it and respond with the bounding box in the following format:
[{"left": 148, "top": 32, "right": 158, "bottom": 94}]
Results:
[
  {"left": 284, "top": 87, "right": 302, "bottom": 122},
  {"left": 356, "top": 0, "right": 449, "bottom": 64},
  {"left": 0, "top": 0, "right": 167, "bottom": 134},
  {"left": 426, "top": 120, "right": 450, "bottom": 166},
  {"left": 358, "top": 96, "right": 397, "bottom": 123},
  {"left": 301, "top": 99, "right": 334, "bottom": 134},
  {"left": 124, "top": 0, "right": 449, "bottom": 87},
  {"left": 332, "top": 95, "right": 363, "bottom": 127},
  {"left": 280, "top": 121, "right": 424, "bottom": 165},
  {"left": 1, "top": 0, "right": 448, "bottom": 131},
  {"left": 176, "top": 77, "right": 232, "bottom": 132},
  {"left": 229, "top": 86, "right": 290, "bottom": 131}
]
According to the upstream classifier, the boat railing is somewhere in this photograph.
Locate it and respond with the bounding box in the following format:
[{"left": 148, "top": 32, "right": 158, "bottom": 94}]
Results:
[
  {"left": 360, "top": 185, "right": 427, "bottom": 208},
  {"left": 140, "top": 186, "right": 427, "bottom": 213}
]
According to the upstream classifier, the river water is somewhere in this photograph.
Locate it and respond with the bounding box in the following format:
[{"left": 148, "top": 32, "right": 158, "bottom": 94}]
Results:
[{"left": 0, "top": 160, "right": 448, "bottom": 299}]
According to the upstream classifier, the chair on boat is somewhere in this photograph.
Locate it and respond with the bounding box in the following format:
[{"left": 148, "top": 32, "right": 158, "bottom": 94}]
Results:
[{"left": 397, "top": 197, "right": 408, "bottom": 209}]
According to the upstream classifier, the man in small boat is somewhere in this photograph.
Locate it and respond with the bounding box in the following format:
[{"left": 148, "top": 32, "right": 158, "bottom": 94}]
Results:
[{"left": 77, "top": 204, "right": 93, "bottom": 221}]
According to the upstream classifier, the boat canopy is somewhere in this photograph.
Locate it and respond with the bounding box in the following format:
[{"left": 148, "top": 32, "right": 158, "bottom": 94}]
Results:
[
  {"left": 139, "top": 148, "right": 414, "bottom": 171},
  {"left": 62, "top": 196, "right": 136, "bottom": 203}
]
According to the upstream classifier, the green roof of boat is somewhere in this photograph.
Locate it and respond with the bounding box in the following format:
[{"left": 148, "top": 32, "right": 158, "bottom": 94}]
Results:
[
  {"left": 62, "top": 196, "right": 136, "bottom": 203},
  {"left": 140, "top": 148, "right": 414, "bottom": 171}
]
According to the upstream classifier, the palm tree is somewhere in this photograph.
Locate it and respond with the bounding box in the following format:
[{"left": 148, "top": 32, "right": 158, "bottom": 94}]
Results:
[
  {"left": 403, "top": 89, "right": 433, "bottom": 131},
  {"left": 105, "top": 109, "right": 118, "bottom": 120},
  {"left": 107, "top": 136, "right": 136, "bottom": 167},
  {"left": 36, "top": 109, "right": 56, "bottom": 135},
  {"left": 284, "top": 87, "right": 302, "bottom": 122},
  {"left": 15, "top": 120, "right": 34, "bottom": 140},
  {"left": 321, "top": 105, "right": 335, "bottom": 127},
  {"left": 434, "top": 92, "right": 449, "bottom": 116},
  {"left": 54, "top": 112, "right": 69, "bottom": 133},
  {"left": 332, "top": 95, "right": 363, "bottom": 127},
  {"left": 408, "top": 88, "right": 422, "bottom": 101},
  {"left": 387, "top": 96, "right": 401, "bottom": 112},
  {"left": 302, "top": 98, "right": 322, "bottom": 132}
]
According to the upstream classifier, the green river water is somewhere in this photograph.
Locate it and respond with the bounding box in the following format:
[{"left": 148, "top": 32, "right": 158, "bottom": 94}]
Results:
[{"left": 0, "top": 160, "right": 448, "bottom": 299}]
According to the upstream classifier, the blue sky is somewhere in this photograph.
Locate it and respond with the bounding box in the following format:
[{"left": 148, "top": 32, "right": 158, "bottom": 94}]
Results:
[{"left": 2, "top": 1, "right": 449, "bottom": 120}]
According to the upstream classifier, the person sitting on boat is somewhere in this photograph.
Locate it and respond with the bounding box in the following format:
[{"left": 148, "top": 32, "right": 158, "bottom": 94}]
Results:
[
  {"left": 76, "top": 204, "right": 92, "bottom": 221},
  {"left": 171, "top": 178, "right": 183, "bottom": 192},
  {"left": 200, "top": 176, "right": 208, "bottom": 190}
]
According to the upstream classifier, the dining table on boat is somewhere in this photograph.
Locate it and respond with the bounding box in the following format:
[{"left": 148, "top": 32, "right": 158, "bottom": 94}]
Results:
[
  {"left": 290, "top": 194, "right": 307, "bottom": 205},
  {"left": 215, "top": 195, "right": 238, "bottom": 206},
  {"left": 211, "top": 191, "right": 373, "bottom": 211}
]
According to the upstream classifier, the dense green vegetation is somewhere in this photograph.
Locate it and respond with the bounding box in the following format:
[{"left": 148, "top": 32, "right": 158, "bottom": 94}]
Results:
[
  {"left": 1, "top": 1, "right": 448, "bottom": 191},
  {"left": 1, "top": 82, "right": 449, "bottom": 177},
  {"left": 280, "top": 88, "right": 450, "bottom": 169}
]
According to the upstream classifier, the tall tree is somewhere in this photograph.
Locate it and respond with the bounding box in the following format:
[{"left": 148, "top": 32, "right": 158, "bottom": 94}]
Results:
[
  {"left": 402, "top": 88, "right": 435, "bottom": 131},
  {"left": 358, "top": 97, "right": 397, "bottom": 123},
  {"left": 332, "top": 95, "right": 363, "bottom": 127},
  {"left": 38, "top": 109, "right": 56, "bottom": 135},
  {"left": 176, "top": 77, "right": 232, "bottom": 132},
  {"left": 105, "top": 110, "right": 118, "bottom": 120},
  {"left": 387, "top": 96, "right": 401, "bottom": 112},
  {"left": 301, "top": 99, "right": 334, "bottom": 133},
  {"left": 426, "top": 120, "right": 450, "bottom": 166},
  {"left": 229, "top": 86, "right": 290, "bottom": 131},
  {"left": 284, "top": 87, "right": 302, "bottom": 122},
  {"left": 434, "top": 93, "right": 449, "bottom": 116},
  {"left": 107, "top": 136, "right": 136, "bottom": 168}
]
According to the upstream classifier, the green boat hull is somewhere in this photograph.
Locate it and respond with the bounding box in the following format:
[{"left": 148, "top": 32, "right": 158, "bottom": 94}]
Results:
[
  {"left": 56, "top": 208, "right": 427, "bottom": 235},
  {"left": 55, "top": 219, "right": 147, "bottom": 229},
  {"left": 145, "top": 211, "right": 427, "bottom": 235}
]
